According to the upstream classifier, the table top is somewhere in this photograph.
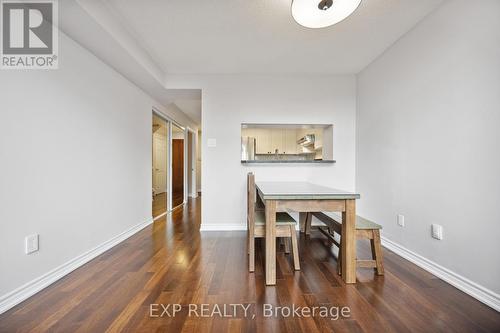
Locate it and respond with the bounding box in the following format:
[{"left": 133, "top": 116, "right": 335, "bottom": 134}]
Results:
[{"left": 255, "top": 181, "right": 360, "bottom": 200}]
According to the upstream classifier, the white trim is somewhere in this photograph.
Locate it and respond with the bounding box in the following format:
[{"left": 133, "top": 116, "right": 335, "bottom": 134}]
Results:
[
  {"left": 152, "top": 106, "right": 184, "bottom": 131},
  {"left": 200, "top": 224, "right": 247, "bottom": 231},
  {"left": 0, "top": 217, "right": 154, "bottom": 315},
  {"left": 186, "top": 128, "right": 197, "bottom": 199},
  {"left": 153, "top": 212, "right": 167, "bottom": 221},
  {"left": 381, "top": 236, "right": 500, "bottom": 312},
  {"left": 152, "top": 109, "right": 172, "bottom": 212}
]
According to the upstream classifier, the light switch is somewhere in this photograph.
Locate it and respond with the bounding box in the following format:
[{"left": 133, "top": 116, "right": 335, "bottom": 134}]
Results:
[
  {"left": 432, "top": 224, "right": 443, "bottom": 240},
  {"left": 25, "top": 234, "right": 39, "bottom": 254},
  {"left": 397, "top": 214, "right": 405, "bottom": 227}
]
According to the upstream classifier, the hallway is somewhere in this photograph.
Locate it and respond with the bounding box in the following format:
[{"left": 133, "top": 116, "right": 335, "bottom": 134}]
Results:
[{"left": 1, "top": 198, "right": 499, "bottom": 332}]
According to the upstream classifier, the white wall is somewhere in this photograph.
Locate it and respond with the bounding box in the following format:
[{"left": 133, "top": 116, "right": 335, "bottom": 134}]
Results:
[
  {"left": 357, "top": 0, "right": 500, "bottom": 295},
  {"left": 167, "top": 75, "right": 356, "bottom": 228},
  {"left": 0, "top": 32, "right": 195, "bottom": 302}
]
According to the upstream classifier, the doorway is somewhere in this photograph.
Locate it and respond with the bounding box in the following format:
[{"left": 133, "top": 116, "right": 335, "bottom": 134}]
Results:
[
  {"left": 152, "top": 113, "right": 169, "bottom": 219},
  {"left": 172, "top": 124, "right": 185, "bottom": 208}
]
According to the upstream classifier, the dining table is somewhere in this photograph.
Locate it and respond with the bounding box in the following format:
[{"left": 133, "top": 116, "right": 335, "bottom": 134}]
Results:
[{"left": 255, "top": 181, "right": 360, "bottom": 285}]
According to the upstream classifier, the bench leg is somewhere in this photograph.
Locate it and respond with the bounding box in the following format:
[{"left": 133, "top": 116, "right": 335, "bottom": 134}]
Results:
[
  {"left": 290, "top": 225, "right": 300, "bottom": 270},
  {"left": 284, "top": 237, "right": 291, "bottom": 254},
  {"left": 337, "top": 238, "right": 342, "bottom": 275},
  {"left": 371, "top": 230, "right": 384, "bottom": 275},
  {"left": 248, "top": 234, "right": 255, "bottom": 272}
]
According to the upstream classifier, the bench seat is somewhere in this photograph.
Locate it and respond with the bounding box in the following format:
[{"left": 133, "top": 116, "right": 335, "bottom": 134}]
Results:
[
  {"left": 255, "top": 211, "right": 297, "bottom": 225},
  {"left": 309, "top": 212, "right": 384, "bottom": 276},
  {"left": 312, "top": 212, "right": 382, "bottom": 230}
]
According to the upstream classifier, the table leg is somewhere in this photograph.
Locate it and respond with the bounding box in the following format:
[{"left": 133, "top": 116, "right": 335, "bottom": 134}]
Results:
[
  {"left": 265, "top": 200, "right": 277, "bottom": 285},
  {"left": 299, "top": 212, "right": 307, "bottom": 233},
  {"left": 305, "top": 213, "right": 312, "bottom": 235},
  {"left": 341, "top": 199, "right": 356, "bottom": 283}
]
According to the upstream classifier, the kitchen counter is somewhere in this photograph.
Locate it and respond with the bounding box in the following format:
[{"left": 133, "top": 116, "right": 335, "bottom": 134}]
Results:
[{"left": 241, "top": 160, "right": 336, "bottom": 164}]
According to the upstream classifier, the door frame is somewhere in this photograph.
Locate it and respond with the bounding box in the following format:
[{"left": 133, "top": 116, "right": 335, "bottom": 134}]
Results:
[
  {"left": 185, "top": 128, "right": 197, "bottom": 200},
  {"left": 152, "top": 109, "right": 170, "bottom": 219},
  {"left": 152, "top": 108, "right": 187, "bottom": 213},
  {"left": 170, "top": 122, "right": 186, "bottom": 211}
]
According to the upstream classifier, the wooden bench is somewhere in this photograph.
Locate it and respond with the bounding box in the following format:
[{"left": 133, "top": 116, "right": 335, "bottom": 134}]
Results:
[
  {"left": 247, "top": 173, "right": 300, "bottom": 272},
  {"left": 311, "top": 212, "right": 384, "bottom": 276}
]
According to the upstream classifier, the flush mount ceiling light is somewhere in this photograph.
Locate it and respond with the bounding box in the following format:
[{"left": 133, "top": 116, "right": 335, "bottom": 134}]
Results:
[{"left": 291, "top": 0, "right": 362, "bottom": 29}]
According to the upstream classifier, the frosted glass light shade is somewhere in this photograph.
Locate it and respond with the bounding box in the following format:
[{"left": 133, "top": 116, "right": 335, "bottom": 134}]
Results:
[{"left": 291, "top": 0, "right": 362, "bottom": 29}]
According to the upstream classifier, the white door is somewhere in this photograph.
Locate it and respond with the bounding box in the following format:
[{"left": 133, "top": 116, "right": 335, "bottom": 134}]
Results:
[{"left": 153, "top": 133, "right": 167, "bottom": 193}]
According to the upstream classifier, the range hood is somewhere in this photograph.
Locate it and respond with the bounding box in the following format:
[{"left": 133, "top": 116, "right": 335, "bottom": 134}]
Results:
[{"left": 297, "top": 134, "right": 315, "bottom": 146}]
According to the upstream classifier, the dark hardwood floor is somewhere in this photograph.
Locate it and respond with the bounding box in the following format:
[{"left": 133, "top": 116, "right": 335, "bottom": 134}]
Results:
[
  {"left": 1, "top": 197, "right": 499, "bottom": 332},
  {"left": 152, "top": 192, "right": 167, "bottom": 218},
  {"left": 152, "top": 192, "right": 185, "bottom": 219}
]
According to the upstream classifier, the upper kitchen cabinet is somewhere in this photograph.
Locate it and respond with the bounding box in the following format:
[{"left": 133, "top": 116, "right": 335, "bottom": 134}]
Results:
[
  {"left": 271, "top": 129, "right": 285, "bottom": 154},
  {"left": 241, "top": 124, "right": 334, "bottom": 163},
  {"left": 254, "top": 128, "right": 272, "bottom": 154},
  {"left": 285, "top": 129, "right": 298, "bottom": 154}
]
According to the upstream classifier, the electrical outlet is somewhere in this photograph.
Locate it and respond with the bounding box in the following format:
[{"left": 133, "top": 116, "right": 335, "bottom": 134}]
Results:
[
  {"left": 432, "top": 224, "right": 443, "bottom": 240},
  {"left": 25, "top": 234, "right": 39, "bottom": 254},
  {"left": 397, "top": 214, "right": 405, "bottom": 227}
]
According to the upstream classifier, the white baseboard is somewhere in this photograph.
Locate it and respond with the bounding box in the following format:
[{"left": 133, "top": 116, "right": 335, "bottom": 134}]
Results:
[
  {"left": 153, "top": 212, "right": 167, "bottom": 221},
  {"left": 0, "top": 217, "right": 154, "bottom": 315},
  {"left": 381, "top": 236, "right": 500, "bottom": 312},
  {"left": 5, "top": 221, "right": 496, "bottom": 314}
]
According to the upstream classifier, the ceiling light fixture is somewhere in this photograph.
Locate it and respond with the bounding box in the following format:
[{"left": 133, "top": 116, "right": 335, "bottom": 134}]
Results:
[{"left": 291, "top": 0, "right": 362, "bottom": 29}]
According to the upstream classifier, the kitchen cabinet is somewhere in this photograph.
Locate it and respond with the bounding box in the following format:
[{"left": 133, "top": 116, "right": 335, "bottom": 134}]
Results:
[
  {"left": 271, "top": 129, "right": 285, "bottom": 154},
  {"left": 251, "top": 128, "right": 307, "bottom": 155},
  {"left": 285, "top": 129, "right": 298, "bottom": 154},
  {"left": 255, "top": 128, "right": 272, "bottom": 154}
]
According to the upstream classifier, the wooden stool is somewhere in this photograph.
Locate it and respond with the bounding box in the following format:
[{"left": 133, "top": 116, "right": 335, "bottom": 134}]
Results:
[
  {"left": 247, "top": 173, "right": 300, "bottom": 272},
  {"left": 311, "top": 212, "right": 384, "bottom": 276}
]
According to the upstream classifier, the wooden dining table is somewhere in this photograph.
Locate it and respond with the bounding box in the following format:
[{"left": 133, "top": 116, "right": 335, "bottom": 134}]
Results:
[{"left": 255, "top": 181, "right": 360, "bottom": 285}]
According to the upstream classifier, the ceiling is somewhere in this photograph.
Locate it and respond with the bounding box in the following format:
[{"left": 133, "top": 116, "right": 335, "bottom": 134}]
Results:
[
  {"left": 107, "top": 0, "right": 444, "bottom": 74},
  {"left": 163, "top": 89, "right": 201, "bottom": 125},
  {"left": 173, "top": 99, "right": 202, "bottom": 125}
]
